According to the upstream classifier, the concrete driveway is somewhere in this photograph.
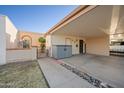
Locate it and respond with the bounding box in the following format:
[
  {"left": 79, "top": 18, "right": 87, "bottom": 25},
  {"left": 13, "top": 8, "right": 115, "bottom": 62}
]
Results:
[{"left": 60, "top": 54, "right": 124, "bottom": 87}]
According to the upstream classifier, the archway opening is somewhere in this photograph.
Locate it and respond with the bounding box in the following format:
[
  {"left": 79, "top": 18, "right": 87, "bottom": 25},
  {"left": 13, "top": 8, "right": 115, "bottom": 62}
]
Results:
[{"left": 21, "top": 35, "right": 32, "bottom": 48}]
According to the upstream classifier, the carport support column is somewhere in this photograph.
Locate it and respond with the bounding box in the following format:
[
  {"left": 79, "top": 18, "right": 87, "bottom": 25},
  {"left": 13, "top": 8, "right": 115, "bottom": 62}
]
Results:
[
  {"left": 110, "top": 6, "right": 120, "bottom": 35},
  {"left": 0, "top": 16, "right": 6, "bottom": 65}
]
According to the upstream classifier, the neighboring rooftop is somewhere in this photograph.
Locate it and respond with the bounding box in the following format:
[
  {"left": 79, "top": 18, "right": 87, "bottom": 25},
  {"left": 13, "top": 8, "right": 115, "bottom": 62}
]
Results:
[{"left": 18, "top": 30, "right": 44, "bottom": 35}]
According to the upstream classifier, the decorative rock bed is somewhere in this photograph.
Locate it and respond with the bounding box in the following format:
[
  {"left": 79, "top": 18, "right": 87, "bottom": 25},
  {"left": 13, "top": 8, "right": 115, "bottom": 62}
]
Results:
[{"left": 60, "top": 62, "right": 113, "bottom": 88}]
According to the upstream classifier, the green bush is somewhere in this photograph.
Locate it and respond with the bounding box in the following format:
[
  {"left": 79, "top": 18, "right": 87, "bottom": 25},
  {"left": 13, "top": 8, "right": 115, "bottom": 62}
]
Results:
[{"left": 38, "top": 37, "right": 46, "bottom": 52}]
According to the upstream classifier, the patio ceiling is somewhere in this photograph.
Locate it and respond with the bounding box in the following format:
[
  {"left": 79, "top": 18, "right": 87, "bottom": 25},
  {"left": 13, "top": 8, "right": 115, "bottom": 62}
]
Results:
[{"left": 52, "top": 6, "right": 113, "bottom": 38}]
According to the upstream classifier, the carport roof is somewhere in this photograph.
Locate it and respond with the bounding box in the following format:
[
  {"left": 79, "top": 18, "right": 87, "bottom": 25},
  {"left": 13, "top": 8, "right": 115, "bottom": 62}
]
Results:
[
  {"left": 45, "top": 5, "right": 113, "bottom": 38},
  {"left": 45, "top": 5, "right": 97, "bottom": 35}
]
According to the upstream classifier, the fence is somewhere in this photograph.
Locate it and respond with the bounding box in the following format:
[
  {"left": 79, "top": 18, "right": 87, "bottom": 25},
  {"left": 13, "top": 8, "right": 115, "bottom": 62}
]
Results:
[
  {"left": 6, "top": 47, "right": 37, "bottom": 63},
  {"left": 37, "top": 47, "right": 47, "bottom": 58}
]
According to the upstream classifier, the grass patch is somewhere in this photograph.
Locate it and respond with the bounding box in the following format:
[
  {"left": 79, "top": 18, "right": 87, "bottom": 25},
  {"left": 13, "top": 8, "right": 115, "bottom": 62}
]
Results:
[{"left": 0, "top": 61, "right": 48, "bottom": 88}]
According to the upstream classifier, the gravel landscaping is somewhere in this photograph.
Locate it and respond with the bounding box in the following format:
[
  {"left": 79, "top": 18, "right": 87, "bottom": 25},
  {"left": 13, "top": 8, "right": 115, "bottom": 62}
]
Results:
[{"left": 0, "top": 61, "right": 48, "bottom": 88}]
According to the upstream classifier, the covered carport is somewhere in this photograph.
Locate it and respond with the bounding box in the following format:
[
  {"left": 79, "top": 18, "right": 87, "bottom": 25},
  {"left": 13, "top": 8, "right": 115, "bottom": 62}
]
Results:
[
  {"left": 46, "top": 5, "right": 114, "bottom": 56},
  {"left": 45, "top": 5, "right": 124, "bottom": 87}
]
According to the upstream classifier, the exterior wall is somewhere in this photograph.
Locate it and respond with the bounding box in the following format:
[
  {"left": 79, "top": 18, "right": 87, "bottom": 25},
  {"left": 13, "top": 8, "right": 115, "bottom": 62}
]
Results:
[
  {"left": 0, "top": 16, "right": 6, "bottom": 65},
  {"left": 46, "top": 34, "right": 85, "bottom": 57},
  {"left": 47, "top": 34, "right": 109, "bottom": 57},
  {"left": 46, "top": 34, "right": 52, "bottom": 56},
  {"left": 6, "top": 16, "right": 18, "bottom": 49},
  {"left": 6, "top": 47, "right": 37, "bottom": 63},
  {"left": 86, "top": 36, "right": 109, "bottom": 56},
  {"left": 18, "top": 31, "right": 43, "bottom": 47}
]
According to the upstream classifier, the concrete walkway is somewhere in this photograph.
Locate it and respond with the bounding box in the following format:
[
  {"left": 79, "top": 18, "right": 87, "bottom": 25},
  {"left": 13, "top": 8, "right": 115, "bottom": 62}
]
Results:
[{"left": 38, "top": 57, "right": 95, "bottom": 88}]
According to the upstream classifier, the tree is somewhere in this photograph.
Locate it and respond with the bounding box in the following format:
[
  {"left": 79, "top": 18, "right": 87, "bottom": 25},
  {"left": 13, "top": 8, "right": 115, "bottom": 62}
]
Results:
[{"left": 38, "top": 37, "right": 46, "bottom": 52}]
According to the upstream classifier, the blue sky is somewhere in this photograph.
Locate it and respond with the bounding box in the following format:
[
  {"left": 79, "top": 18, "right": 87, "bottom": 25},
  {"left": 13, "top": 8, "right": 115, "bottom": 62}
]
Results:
[{"left": 0, "top": 5, "right": 78, "bottom": 33}]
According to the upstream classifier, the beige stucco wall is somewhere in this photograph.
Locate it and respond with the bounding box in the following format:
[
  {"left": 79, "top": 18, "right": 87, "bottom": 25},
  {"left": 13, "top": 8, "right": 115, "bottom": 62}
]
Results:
[
  {"left": 6, "top": 47, "right": 37, "bottom": 63},
  {"left": 46, "top": 34, "right": 52, "bottom": 56},
  {"left": 86, "top": 36, "right": 109, "bottom": 56},
  {"left": 0, "top": 15, "right": 43, "bottom": 64},
  {"left": 6, "top": 16, "right": 18, "bottom": 49},
  {"left": 19, "top": 31, "right": 43, "bottom": 47},
  {"left": 0, "top": 15, "right": 6, "bottom": 65},
  {"left": 46, "top": 34, "right": 85, "bottom": 57},
  {"left": 46, "top": 34, "right": 109, "bottom": 57}
]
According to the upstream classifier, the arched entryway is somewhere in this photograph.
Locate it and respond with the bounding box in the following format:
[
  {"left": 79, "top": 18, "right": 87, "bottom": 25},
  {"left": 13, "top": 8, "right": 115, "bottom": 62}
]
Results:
[{"left": 21, "top": 35, "right": 32, "bottom": 48}]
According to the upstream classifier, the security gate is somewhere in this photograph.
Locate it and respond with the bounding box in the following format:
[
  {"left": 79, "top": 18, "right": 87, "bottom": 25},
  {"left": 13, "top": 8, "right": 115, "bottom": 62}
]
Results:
[{"left": 37, "top": 47, "right": 47, "bottom": 58}]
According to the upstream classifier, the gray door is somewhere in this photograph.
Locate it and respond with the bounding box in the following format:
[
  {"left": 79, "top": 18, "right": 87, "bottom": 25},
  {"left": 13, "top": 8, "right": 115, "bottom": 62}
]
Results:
[
  {"left": 65, "top": 46, "right": 72, "bottom": 57},
  {"left": 57, "top": 46, "right": 66, "bottom": 59}
]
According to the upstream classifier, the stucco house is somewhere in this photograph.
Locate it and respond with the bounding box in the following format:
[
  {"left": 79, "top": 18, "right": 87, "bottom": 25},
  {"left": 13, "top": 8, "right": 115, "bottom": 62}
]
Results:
[
  {"left": 0, "top": 15, "right": 17, "bottom": 64},
  {"left": 0, "top": 5, "right": 124, "bottom": 65},
  {"left": 0, "top": 15, "right": 43, "bottom": 65},
  {"left": 18, "top": 31, "right": 43, "bottom": 48},
  {"left": 45, "top": 5, "right": 124, "bottom": 57}
]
